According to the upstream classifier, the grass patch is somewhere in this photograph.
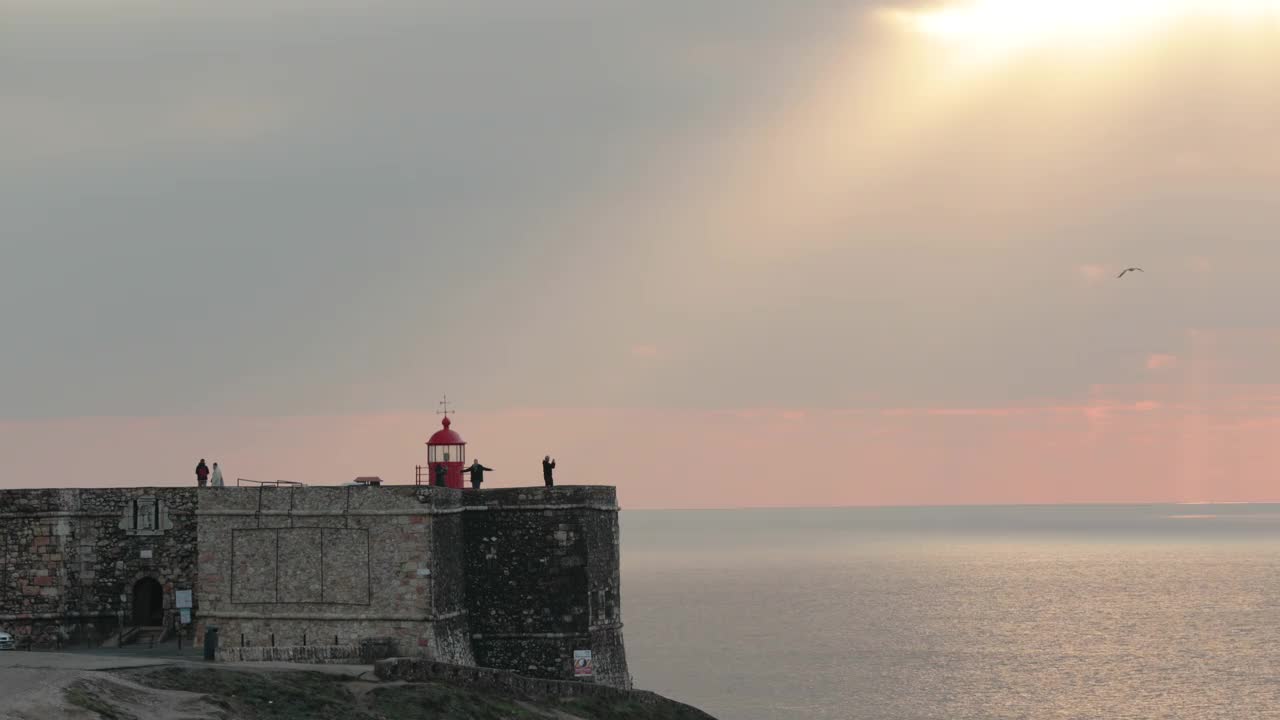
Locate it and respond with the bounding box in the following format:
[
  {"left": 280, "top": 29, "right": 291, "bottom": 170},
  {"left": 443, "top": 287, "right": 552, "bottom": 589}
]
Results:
[
  {"left": 557, "top": 694, "right": 718, "bottom": 720},
  {"left": 116, "top": 665, "right": 719, "bottom": 720},
  {"left": 65, "top": 685, "right": 138, "bottom": 720},
  {"left": 122, "top": 667, "right": 378, "bottom": 720},
  {"left": 365, "top": 683, "right": 552, "bottom": 719}
]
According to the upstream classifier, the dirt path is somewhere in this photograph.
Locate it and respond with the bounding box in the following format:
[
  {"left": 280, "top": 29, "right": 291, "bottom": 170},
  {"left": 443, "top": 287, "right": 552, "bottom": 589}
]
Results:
[{"left": 0, "top": 651, "right": 202, "bottom": 720}]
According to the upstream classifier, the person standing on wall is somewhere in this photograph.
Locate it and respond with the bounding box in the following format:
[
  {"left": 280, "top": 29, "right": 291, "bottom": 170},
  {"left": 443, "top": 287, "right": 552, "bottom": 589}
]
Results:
[
  {"left": 195, "top": 459, "right": 209, "bottom": 488},
  {"left": 210, "top": 462, "right": 224, "bottom": 487},
  {"left": 463, "top": 460, "right": 493, "bottom": 490},
  {"left": 542, "top": 455, "right": 556, "bottom": 487}
]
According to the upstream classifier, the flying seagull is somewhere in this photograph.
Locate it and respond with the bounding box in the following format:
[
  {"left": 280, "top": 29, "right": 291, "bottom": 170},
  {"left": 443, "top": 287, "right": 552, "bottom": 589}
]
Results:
[{"left": 1117, "top": 267, "right": 1143, "bottom": 278}]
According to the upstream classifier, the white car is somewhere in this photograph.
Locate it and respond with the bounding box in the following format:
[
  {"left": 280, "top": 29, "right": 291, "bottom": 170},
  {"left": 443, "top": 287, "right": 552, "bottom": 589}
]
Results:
[{"left": 0, "top": 632, "right": 14, "bottom": 650}]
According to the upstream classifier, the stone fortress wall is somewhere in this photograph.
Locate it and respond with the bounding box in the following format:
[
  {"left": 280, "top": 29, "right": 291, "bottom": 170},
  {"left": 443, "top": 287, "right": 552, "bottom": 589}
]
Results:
[
  {"left": 462, "top": 487, "right": 629, "bottom": 688},
  {"left": 0, "top": 484, "right": 628, "bottom": 688},
  {"left": 0, "top": 487, "right": 197, "bottom": 646},
  {"left": 195, "top": 484, "right": 473, "bottom": 664}
]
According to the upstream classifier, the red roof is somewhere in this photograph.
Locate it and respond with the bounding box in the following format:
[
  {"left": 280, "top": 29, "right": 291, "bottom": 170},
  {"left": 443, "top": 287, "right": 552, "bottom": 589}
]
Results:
[{"left": 426, "top": 416, "right": 465, "bottom": 445}]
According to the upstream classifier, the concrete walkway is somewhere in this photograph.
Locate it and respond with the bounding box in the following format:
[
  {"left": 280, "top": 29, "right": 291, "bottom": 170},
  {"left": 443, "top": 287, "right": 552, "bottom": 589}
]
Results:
[{"left": 0, "top": 649, "right": 181, "bottom": 672}]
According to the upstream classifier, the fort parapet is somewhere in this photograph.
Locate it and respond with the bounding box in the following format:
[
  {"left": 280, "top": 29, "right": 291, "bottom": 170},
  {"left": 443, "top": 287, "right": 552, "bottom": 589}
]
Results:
[{"left": 0, "top": 484, "right": 629, "bottom": 688}]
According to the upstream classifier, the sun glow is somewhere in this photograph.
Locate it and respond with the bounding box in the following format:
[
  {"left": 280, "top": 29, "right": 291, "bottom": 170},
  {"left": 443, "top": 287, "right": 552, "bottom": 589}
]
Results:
[{"left": 898, "top": 0, "right": 1280, "bottom": 53}]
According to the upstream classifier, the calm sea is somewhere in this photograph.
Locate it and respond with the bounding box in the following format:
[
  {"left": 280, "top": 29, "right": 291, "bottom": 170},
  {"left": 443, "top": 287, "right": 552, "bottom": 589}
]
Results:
[{"left": 620, "top": 505, "right": 1280, "bottom": 720}]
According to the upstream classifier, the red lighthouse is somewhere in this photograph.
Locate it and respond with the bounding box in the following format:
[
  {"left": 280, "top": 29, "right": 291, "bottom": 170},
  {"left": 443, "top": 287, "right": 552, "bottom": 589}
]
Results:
[{"left": 424, "top": 398, "right": 466, "bottom": 489}]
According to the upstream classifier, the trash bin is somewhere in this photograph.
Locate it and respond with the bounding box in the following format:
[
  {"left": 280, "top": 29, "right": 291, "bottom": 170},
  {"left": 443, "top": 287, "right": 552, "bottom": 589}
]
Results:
[{"left": 203, "top": 625, "right": 218, "bottom": 661}]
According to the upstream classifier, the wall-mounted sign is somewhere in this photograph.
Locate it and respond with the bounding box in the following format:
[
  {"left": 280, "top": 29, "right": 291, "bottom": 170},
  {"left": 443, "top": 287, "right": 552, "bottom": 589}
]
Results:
[
  {"left": 175, "top": 589, "right": 193, "bottom": 609},
  {"left": 139, "top": 549, "right": 152, "bottom": 559},
  {"left": 573, "top": 650, "right": 593, "bottom": 678}
]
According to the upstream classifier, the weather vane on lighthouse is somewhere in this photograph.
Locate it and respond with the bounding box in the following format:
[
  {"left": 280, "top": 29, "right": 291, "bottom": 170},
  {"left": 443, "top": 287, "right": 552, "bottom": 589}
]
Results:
[{"left": 437, "top": 394, "right": 453, "bottom": 419}]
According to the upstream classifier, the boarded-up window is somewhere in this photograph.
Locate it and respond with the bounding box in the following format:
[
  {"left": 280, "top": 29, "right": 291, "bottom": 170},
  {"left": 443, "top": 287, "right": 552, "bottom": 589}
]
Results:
[
  {"left": 121, "top": 497, "right": 164, "bottom": 536},
  {"left": 231, "top": 528, "right": 369, "bottom": 605}
]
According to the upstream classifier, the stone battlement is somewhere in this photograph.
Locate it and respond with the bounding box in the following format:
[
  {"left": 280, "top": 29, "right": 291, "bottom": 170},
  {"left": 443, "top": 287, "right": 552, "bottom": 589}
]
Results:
[
  {"left": 462, "top": 486, "right": 619, "bottom": 511},
  {"left": 0, "top": 487, "right": 197, "bottom": 518}
]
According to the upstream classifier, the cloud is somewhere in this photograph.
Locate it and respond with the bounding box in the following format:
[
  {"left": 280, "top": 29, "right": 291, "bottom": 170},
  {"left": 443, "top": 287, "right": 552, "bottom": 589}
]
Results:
[
  {"left": 168, "top": 95, "right": 290, "bottom": 143},
  {"left": 5, "top": 392, "right": 1280, "bottom": 508},
  {"left": 3, "top": 93, "right": 291, "bottom": 165},
  {"left": 879, "top": 401, "right": 1168, "bottom": 422},
  {"left": 1185, "top": 256, "right": 1213, "bottom": 273},
  {"left": 1077, "top": 264, "right": 1107, "bottom": 284},
  {"left": 1147, "top": 353, "right": 1179, "bottom": 370},
  {"left": 7, "top": 0, "right": 1280, "bottom": 425}
]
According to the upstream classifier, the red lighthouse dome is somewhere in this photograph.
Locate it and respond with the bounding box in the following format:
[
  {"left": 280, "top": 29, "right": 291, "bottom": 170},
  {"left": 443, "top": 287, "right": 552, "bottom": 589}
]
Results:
[
  {"left": 425, "top": 416, "right": 466, "bottom": 489},
  {"left": 428, "top": 416, "right": 464, "bottom": 446}
]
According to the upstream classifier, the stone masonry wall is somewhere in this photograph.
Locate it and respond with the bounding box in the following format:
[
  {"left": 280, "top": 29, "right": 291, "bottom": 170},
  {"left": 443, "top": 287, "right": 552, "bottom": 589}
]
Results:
[
  {"left": 0, "top": 488, "right": 197, "bottom": 647},
  {"left": 196, "top": 485, "right": 472, "bottom": 664},
  {"left": 0, "top": 482, "right": 630, "bottom": 684},
  {"left": 461, "top": 487, "right": 630, "bottom": 689}
]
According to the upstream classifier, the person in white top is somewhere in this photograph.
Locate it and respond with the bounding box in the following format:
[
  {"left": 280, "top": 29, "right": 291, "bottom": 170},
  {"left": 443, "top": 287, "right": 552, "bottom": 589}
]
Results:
[{"left": 210, "top": 462, "right": 224, "bottom": 487}]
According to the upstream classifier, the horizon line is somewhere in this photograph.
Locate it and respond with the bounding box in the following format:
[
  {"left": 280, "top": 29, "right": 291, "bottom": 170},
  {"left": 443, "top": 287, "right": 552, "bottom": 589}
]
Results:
[{"left": 624, "top": 499, "right": 1280, "bottom": 511}]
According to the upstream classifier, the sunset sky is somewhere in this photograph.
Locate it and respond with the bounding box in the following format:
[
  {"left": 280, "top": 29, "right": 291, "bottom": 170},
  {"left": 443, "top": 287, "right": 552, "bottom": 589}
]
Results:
[{"left": 4, "top": 0, "right": 1280, "bottom": 507}]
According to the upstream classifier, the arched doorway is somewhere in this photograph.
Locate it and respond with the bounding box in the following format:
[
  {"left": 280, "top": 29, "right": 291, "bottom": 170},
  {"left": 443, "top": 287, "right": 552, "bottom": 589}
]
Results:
[{"left": 131, "top": 578, "right": 163, "bottom": 626}]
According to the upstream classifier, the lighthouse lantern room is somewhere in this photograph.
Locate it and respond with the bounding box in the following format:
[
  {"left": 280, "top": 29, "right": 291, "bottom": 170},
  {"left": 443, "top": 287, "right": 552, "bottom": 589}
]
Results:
[{"left": 424, "top": 396, "right": 466, "bottom": 489}]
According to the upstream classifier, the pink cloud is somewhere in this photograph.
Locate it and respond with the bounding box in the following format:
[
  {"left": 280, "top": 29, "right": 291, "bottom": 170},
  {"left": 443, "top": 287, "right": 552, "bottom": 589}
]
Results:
[
  {"left": 920, "top": 408, "right": 1028, "bottom": 417},
  {"left": 5, "top": 385, "right": 1280, "bottom": 509},
  {"left": 884, "top": 402, "right": 1163, "bottom": 419},
  {"left": 7, "top": 330, "right": 1280, "bottom": 509},
  {"left": 630, "top": 344, "right": 660, "bottom": 358},
  {"left": 1185, "top": 256, "right": 1213, "bottom": 273},
  {"left": 1077, "top": 264, "right": 1107, "bottom": 283}
]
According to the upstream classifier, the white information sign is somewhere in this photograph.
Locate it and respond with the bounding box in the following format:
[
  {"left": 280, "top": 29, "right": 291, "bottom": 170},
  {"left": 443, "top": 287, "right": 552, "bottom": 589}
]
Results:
[
  {"left": 175, "top": 589, "right": 193, "bottom": 609},
  {"left": 573, "top": 650, "right": 593, "bottom": 678}
]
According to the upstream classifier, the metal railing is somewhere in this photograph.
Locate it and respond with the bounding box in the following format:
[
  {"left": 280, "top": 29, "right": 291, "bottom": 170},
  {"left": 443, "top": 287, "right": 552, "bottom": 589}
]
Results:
[{"left": 236, "top": 478, "right": 305, "bottom": 487}]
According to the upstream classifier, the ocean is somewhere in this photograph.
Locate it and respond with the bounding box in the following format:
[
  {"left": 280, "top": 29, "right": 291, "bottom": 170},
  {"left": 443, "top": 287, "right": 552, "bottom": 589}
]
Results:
[{"left": 620, "top": 505, "right": 1280, "bottom": 720}]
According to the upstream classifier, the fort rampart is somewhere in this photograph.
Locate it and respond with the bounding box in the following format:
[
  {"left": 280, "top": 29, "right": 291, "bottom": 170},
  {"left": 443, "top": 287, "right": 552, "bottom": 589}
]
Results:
[{"left": 0, "top": 484, "right": 628, "bottom": 687}]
